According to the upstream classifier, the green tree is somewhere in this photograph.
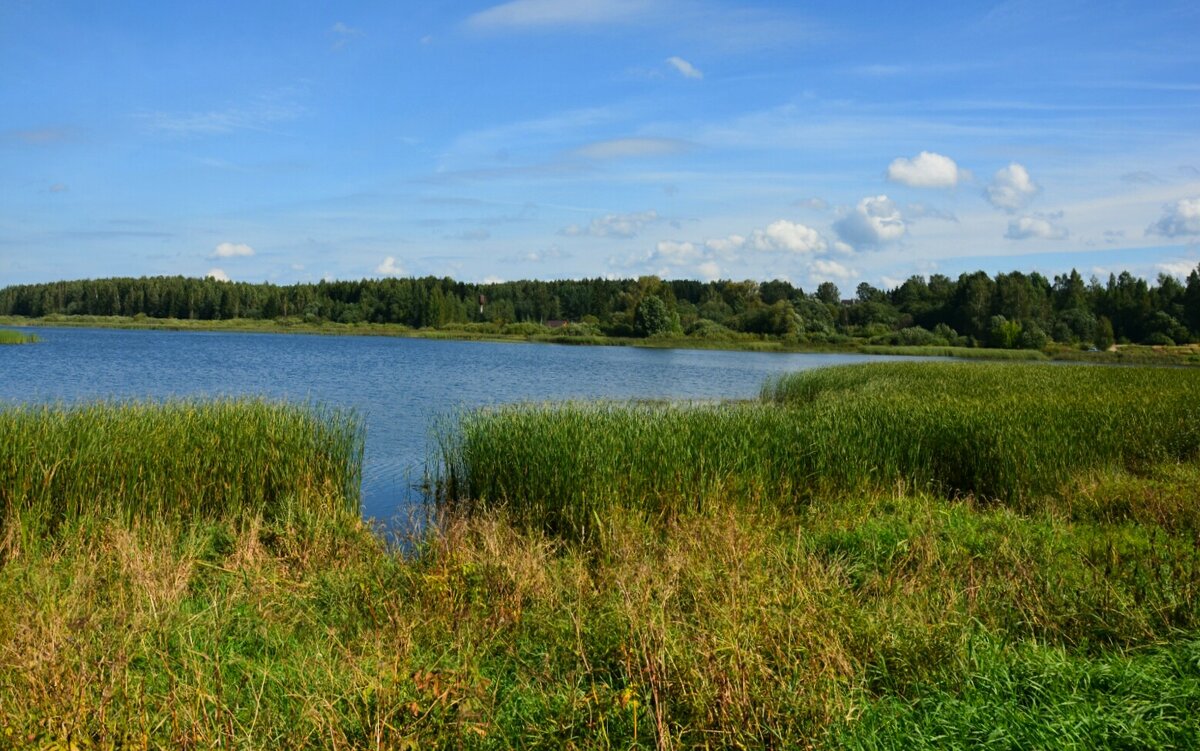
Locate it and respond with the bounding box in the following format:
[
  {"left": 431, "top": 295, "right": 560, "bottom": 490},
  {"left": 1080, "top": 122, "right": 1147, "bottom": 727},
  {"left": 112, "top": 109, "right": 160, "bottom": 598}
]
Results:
[{"left": 634, "top": 295, "right": 677, "bottom": 337}]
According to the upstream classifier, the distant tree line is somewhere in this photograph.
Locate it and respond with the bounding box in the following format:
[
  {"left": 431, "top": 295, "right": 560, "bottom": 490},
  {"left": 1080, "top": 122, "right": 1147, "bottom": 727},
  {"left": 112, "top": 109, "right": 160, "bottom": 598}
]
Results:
[{"left": 2, "top": 266, "right": 1199, "bottom": 348}]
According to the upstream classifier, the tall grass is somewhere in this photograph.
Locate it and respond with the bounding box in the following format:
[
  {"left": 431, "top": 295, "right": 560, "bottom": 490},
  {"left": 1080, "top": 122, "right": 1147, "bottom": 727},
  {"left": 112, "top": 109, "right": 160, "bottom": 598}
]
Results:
[
  {"left": 859, "top": 344, "right": 1047, "bottom": 360},
  {"left": 0, "top": 329, "right": 37, "bottom": 344},
  {"left": 0, "top": 399, "right": 363, "bottom": 542},
  {"left": 436, "top": 363, "right": 1200, "bottom": 538}
]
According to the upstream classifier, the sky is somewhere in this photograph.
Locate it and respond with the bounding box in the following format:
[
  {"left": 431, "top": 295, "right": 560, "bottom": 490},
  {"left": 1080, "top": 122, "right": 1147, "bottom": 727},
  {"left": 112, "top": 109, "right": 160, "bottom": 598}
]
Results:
[{"left": 2, "top": 0, "right": 1199, "bottom": 292}]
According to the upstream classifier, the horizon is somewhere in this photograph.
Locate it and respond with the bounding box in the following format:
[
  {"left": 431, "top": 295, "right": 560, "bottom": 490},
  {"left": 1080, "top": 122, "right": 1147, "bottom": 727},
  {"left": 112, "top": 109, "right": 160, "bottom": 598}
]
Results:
[{"left": 2, "top": 0, "right": 1199, "bottom": 290}]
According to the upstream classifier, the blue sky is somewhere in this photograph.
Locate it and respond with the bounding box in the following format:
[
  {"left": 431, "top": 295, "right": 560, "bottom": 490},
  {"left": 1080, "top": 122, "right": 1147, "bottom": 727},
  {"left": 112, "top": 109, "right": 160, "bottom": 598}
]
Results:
[{"left": 2, "top": 0, "right": 1199, "bottom": 291}]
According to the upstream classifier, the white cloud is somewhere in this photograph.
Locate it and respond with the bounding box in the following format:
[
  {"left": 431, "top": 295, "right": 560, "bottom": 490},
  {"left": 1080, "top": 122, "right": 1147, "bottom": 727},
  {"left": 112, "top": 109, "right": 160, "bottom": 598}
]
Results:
[
  {"left": 376, "top": 256, "right": 406, "bottom": 276},
  {"left": 573, "top": 137, "right": 688, "bottom": 159},
  {"left": 809, "top": 259, "right": 854, "bottom": 280},
  {"left": 1158, "top": 260, "right": 1198, "bottom": 277},
  {"left": 704, "top": 234, "right": 746, "bottom": 255},
  {"left": 1147, "top": 197, "right": 1200, "bottom": 237},
  {"left": 886, "top": 151, "right": 963, "bottom": 188},
  {"left": 211, "top": 242, "right": 254, "bottom": 259},
  {"left": 750, "top": 220, "right": 827, "bottom": 254},
  {"left": 1006, "top": 214, "right": 1069, "bottom": 240},
  {"left": 796, "top": 197, "right": 829, "bottom": 211},
  {"left": 880, "top": 275, "right": 905, "bottom": 289},
  {"left": 482, "top": 275, "right": 506, "bottom": 284},
  {"left": 206, "top": 268, "right": 230, "bottom": 282},
  {"left": 833, "top": 195, "right": 905, "bottom": 247},
  {"left": 985, "top": 163, "right": 1039, "bottom": 212},
  {"left": 561, "top": 210, "right": 659, "bottom": 238},
  {"left": 666, "top": 56, "right": 703, "bottom": 80},
  {"left": 697, "top": 261, "right": 721, "bottom": 280},
  {"left": 466, "top": 0, "right": 651, "bottom": 30},
  {"left": 654, "top": 240, "right": 701, "bottom": 263}
]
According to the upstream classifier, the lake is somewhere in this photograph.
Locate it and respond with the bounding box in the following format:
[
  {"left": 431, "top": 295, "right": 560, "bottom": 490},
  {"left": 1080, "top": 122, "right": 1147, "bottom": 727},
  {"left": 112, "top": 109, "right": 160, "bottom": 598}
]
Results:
[{"left": 1, "top": 327, "right": 910, "bottom": 521}]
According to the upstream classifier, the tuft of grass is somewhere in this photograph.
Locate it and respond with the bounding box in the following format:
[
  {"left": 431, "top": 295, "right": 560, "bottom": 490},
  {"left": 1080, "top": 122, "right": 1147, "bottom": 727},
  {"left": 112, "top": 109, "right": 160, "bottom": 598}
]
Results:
[
  {"left": 0, "top": 329, "right": 37, "bottom": 345},
  {"left": 0, "top": 399, "right": 363, "bottom": 548}
]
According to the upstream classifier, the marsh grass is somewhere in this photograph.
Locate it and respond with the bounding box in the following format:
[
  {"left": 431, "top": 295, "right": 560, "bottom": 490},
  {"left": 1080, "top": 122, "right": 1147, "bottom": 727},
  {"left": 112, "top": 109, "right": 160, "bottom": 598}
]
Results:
[
  {"left": 859, "top": 344, "right": 1048, "bottom": 360},
  {"left": 437, "top": 363, "right": 1200, "bottom": 539},
  {"left": 4, "top": 364, "right": 1200, "bottom": 747},
  {"left": 0, "top": 400, "right": 362, "bottom": 549},
  {"left": 0, "top": 329, "right": 37, "bottom": 345}
]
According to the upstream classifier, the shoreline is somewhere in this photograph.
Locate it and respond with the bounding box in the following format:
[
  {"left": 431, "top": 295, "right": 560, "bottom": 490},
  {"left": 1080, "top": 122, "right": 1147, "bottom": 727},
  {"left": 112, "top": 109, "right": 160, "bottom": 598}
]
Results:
[{"left": 5, "top": 313, "right": 1199, "bottom": 366}]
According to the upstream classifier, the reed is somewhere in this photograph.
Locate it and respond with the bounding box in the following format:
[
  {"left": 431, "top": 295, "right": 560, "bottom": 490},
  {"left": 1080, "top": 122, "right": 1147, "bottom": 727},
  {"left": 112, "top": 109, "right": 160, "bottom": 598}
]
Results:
[
  {"left": 436, "top": 363, "right": 1200, "bottom": 538},
  {"left": 0, "top": 399, "right": 363, "bottom": 541},
  {"left": 0, "top": 329, "right": 37, "bottom": 344},
  {"left": 858, "top": 344, "right": 1048, "bottom": 360}
]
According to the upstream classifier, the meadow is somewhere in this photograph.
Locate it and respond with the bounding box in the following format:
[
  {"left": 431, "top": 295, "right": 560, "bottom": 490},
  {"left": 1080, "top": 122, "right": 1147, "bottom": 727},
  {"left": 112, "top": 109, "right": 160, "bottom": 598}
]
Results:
[{"left": 2, "top": 363, "right": 1199, "bottom": 748}]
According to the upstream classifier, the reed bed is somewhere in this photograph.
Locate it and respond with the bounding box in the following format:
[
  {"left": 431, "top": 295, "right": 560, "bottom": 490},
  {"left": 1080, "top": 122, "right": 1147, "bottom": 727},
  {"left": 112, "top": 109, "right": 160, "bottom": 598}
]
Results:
[
  {"left": 0, "top": 329, "right": 37, "bottom": 345},
  {"left": 0, "top": 399, "right": 362, "bottom": 539},
  {"left": 436, "top": 362, "right": 1200, "bottom": 538},
  {"left": 859, "top": 344, "right": 1048, "bottom": 360}
]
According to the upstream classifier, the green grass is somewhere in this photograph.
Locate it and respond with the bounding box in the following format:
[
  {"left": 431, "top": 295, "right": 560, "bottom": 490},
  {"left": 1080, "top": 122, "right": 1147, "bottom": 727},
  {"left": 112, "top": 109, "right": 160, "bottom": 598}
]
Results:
[
  {"left": 859, "top": 344, "right": 1048, "bottom": 360},
  {"left": 0, "top": 400, "right": 362, "bottom": 546},
  {"left": 436, "top": 362, "right": 1200, "bottom": 539},
  {"left": 0, "top": 329, "right": 37, "bottom": 345},
  {"left": 4, "top": 365, "right": 1200, "bottom": 747}
]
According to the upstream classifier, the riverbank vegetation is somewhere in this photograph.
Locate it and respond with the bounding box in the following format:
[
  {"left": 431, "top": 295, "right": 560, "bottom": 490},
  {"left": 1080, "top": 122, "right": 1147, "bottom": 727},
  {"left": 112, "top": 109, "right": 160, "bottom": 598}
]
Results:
[
  {"left": 3, "top": 264, "right": 1199, "bottom": 352},
  {"left": 3, "top": 363, "right": 1200, "bottom": 747}
]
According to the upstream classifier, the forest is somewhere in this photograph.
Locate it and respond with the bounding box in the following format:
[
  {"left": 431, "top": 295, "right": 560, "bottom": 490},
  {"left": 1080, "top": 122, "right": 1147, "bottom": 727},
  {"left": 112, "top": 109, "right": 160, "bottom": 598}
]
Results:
[{"left": 2, "top": 265, "right": 1199, "bottom": 348}]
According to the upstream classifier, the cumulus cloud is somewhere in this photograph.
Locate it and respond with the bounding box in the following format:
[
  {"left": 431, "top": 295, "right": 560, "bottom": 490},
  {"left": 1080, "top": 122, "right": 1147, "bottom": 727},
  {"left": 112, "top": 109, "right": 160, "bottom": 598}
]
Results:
[
  {"left": 809, "top": 259, "right": 854, "bottom": 280},
  {"left": 749, "top": 220, "right": 826, "bottom": 254},
  {"left": 704, "top": 234, "right": 746, "bottom": 255},
  {"left": 376, "top": 256, "right": 406, "bottom": 276},
  {"left": 573, "top": 137, "right": 688, "bottom": 159},
  {"left": 206, "top": 268, "right": 230, "bottom": 282},
  {"left": 1147, "top": 197, "right": 1200, "bottom": 237},
  {"left": 211, "top": 242, "right": 254, "bottom": 259},
  {"left": 1006, "top": 214, "right": 1069, "bottom": 240},
  {"left": 561, "top": 210, "right": 659, "bottom": 238},
  {"left": 833, "top": 195, "right": 905, "bottom": 248},
  {"left": 654, "top": 240, "right": 701, "bottom": 263},
  {"left": 985, "top": 163, "right": 1038, "bottom": 212},
  {"left": 666, "top": 56, "right": 703, "bottom": 79},
  {"left": 886, "top": 151, "right": 963, "bottom": 188}
]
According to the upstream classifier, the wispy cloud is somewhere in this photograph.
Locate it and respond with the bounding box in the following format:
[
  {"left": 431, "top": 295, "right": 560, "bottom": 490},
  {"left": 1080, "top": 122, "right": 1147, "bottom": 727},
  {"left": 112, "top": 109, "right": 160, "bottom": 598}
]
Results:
[
  {"left": 572, "top": 137, "right": 690, "bottom": 159},
  {"left": 4, "top": 127, "right": 75, "bottom": 145},
  {"left": 135, "top": 93, "right": 305, "bottom": 137},
  {"left": 466, "top": 0, "right": 655, "bottom": 30},
  {"left": 561, "top": 210, "right": 660, "bottom": 238},
  {"left": 666, "top": 56, "right": 703, "bottom": 80},
  {"left": 330, "top": 21, "right": 364, "bottom": 50}
]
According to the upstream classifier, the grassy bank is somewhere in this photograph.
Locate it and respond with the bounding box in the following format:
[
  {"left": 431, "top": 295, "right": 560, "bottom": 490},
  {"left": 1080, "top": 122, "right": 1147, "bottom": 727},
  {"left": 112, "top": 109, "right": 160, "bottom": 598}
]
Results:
[{"left": 4, "top": 365, "right": 1200, "bottom": 747}]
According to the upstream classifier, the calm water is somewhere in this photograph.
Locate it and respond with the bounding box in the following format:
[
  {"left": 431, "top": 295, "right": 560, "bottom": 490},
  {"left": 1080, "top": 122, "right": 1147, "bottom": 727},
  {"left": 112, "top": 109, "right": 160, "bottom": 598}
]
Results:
[{"left": 1, "top": 327, "right": 906, "bottom": 520}]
